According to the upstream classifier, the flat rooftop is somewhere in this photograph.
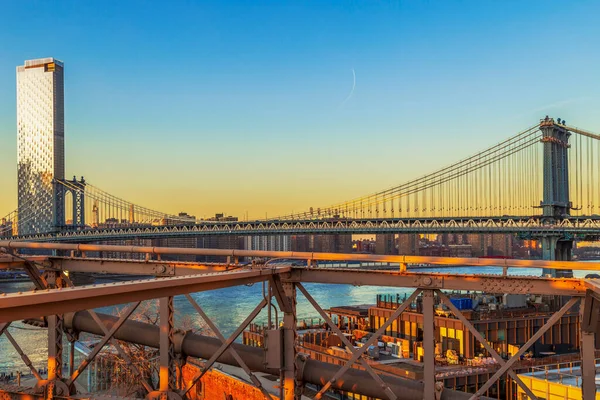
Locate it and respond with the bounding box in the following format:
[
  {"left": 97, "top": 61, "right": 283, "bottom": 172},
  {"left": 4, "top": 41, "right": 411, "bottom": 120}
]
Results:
[
  {"left": 520, "top": 363, "right": 600, "bottom": 390},
  {"left": 328, "top": 304, "right": 371, "bottom": 317}
]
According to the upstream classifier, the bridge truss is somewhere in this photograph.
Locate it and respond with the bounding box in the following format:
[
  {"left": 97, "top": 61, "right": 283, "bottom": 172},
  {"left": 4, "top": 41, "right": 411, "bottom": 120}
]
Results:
[
  {"left": 0, "top": 241, "right": 598, "bottom": 400},
  {"left": 9, "top": 215, "right": 600, "bottom": 243}
]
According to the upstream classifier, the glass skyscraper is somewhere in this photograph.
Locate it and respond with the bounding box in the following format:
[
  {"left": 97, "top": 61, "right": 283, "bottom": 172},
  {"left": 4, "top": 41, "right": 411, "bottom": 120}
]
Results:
[{"left": 16, "top": 58, "right": 65, "bottom": 235}]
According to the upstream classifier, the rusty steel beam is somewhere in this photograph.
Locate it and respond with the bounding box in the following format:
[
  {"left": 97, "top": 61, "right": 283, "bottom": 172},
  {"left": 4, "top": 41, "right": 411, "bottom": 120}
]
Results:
[
  {"left": 184, "top": 294, "right": 273, "bottom": 399},
  {"left": 66, "top": 302, "right": 140, "bottom": 387},
  {"left": 1, "top": 240, "right": 597, "bottom": 272},
  {"left": 297, "top": 283, "right": 397, "bottom": 400},
  {"left": 47, "top": 257, "right": 232, "bottom": 276},
  {"left": 289, "top": 268, "right": 587, "bottom": 296},
  {"left": 585, "top": 279, "right": 600, "bottom": 299},
  {"left": 580, "top": 296, "right": 598, "bottom": 400},
  {"left": 468, "top": 297, "right": 580, "bottom": 399},
  {"left": 64, "top": 311, "right": 490, "bottom": 400},
  {"left": 305, "top": 285, "right": 421, "bottom": 398},
  {"left": 0, "top": 254, "right": 49, "bottom": 267},
  {"left": 422, "top": 290, "right": 435, "bottom": 400},
  {"left": 3, "top": 330, "right": 43, "bottom": 381},
  {"left": 0, "top": 267, "right": 289, "bottom": 323},
  {"left": 87, "top": 310, "right": 154, "bottom": 394},
  {"left": 158, "top": 296, "right": 177, "bottom": 394},
  {"left": 436, "top": 290, "right": 539, "bottom": 400},
  {"left": 181, "top": 298, "right": 267, "bottom": 396}
]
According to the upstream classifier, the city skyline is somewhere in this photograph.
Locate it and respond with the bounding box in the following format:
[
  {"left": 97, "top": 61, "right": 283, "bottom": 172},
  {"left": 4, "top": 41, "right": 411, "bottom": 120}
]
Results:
[{"left": 1, "top": 1, "right": 600, "bottom": 219}]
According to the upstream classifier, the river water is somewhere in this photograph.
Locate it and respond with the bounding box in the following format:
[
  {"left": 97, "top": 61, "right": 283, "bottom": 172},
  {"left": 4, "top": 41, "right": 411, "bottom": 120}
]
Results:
[{"left": 0, "top": 266, "right": 594, "bottom": 373}]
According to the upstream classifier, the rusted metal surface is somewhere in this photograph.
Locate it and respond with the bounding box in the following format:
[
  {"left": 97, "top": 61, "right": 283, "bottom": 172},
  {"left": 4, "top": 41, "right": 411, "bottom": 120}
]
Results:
[
  {"left": 468, "top": 297, "right": 580, "bottom": 400},
  {"left": 0, "top": 242, "right": 596, "bottom": 400},
  {"left": 1, "top": 241, "right": 597, "bottom": 272},
  {"left": 181, "top": 298, "right": 267, "bottom": 396},
  {"left": 158, "top": 296, "right": 177, "bottom": 396},
  {"left": 66, "top": 302, "right": 140, "bottom": 387},
  {"left": 183, "top": 294, "right": 273, "bottom": 399},
  {"left": 0, "top": 267, "right": 289, "bottom": 323},
  {"left": 422, "top": 290, "right": 435, "bottom": 400},
  {"left": 290, "top": 268, "right": 587, "bottom": 296},
  {"left": 60, "top": 311, "right": 489, "bottom": 400},
  {"left": 436, "top": 290, "right": 538, "bottom": 400},
  {"left": 297, "top": 283, "right": 397, "bottom": 400},
  {"left": 585, "top": 279, "right": 600, "bottom": 298},
  {"left": 46, "top": 272, "right": 64, "bottom": 383},
  {"left": 580, "top": 297, "right": 598, "bottom": 400},
  {"left": 47, "top": 257, "right": 231, "bottom": 276},
  {"left": 281, "top": 282, "right": 297, "bottom": 400}
]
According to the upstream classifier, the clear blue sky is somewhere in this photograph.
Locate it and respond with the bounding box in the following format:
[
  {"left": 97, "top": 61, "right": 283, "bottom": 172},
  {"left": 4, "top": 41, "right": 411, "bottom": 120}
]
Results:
[{"left": 1, "top": 1, "right": 599, "bottom": 218}]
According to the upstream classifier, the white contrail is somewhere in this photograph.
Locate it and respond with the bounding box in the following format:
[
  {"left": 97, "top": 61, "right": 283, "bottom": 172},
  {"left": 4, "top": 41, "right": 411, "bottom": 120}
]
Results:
[{"left": 339, "top": 68, "right": 356, "bottom": 109}]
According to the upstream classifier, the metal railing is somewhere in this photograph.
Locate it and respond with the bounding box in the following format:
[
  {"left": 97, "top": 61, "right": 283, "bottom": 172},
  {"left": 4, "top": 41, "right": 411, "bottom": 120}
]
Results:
[{"left": 0, "top": 241, "right": 597, "bottom": 400}]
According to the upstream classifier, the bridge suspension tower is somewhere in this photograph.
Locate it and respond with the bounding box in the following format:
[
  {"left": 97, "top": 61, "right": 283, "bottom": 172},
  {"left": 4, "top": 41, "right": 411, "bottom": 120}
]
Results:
[{"left": 539, "top": 117, "right": 573, "bottom": 276}]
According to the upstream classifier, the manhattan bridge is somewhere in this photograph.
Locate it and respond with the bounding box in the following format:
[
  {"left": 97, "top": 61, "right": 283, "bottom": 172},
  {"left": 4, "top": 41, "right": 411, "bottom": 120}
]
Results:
[
  {"left": 3, "top": 117, "right": 600, "bottom": 265},
  {"left": 2, "top": 117, "right": 600, "bottom": 400}
]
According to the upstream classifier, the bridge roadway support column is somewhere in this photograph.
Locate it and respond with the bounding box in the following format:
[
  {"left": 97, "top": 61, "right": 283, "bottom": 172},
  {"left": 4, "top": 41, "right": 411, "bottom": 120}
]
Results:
[
  {"left": 154, "top": 296, "right": 180, "bottom": 399},
  {"left": 539, "top": 119, "right": 573, "bottom": 277},
  {"left": 281, "top": 282, "right": 298, "bottom": 400},
  {"left": 52, "top": 180, "right": 65, "bottom": 230},
  {"left": 422, "top": 290, "right": 435, "bottom": 400},
  {"left": 64, "top": 310, "right": 491, "bottom": 400},
  {"left": 540, "top": 236, "right": 573, "bottom": 278},
  {"left": 46, "top": 271, "right": 69, "bottom": 397},
  {"left": 580, "top": 294, "right": 599, "bottom": 400}
]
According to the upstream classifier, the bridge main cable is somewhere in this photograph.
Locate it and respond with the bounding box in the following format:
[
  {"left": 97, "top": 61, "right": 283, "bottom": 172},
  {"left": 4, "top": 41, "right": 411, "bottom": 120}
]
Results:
[{"left": 277, "top": 124, "right": 541, "bottom": 219}]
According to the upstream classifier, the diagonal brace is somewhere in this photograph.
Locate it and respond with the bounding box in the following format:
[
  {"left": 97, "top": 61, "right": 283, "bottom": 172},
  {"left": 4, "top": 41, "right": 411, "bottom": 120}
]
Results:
[
  {"left": 66, "top": 301, "right": 141, "bottom": 386},
  {"left": 296, "top": 283, "right": 397, "bottom": 400},
  {"left": 436, "top": 290, "right": 538, "bottom": 400},
  {"left": 185, "top": 294, "right": 273, "bottom": 400},
  {"left": 469, "top": 297, "right": 579, "bottom": 400},
  {"left": 0, "top": 322, "right": 10, "bottom": 337},
  {"left": 57, "top": 274, "right": 153, "bottom": 394},
  {"left": 181, "top": 297, "right": 267, "bottom": 396},
  {"left": 4, "top": 329, "right": 43, "bottom": 381},
  {"left": 298, "top": 283, "right": 420, "bottom": 399},
  {"left": 88, "top": 309, "right": 154, "bottom": 394}
]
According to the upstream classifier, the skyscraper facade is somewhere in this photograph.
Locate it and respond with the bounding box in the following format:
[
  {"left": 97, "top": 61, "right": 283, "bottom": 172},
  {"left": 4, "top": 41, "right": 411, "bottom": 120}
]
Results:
[{"left": 16, "top": 58, "right": 65, "bottom": 235}]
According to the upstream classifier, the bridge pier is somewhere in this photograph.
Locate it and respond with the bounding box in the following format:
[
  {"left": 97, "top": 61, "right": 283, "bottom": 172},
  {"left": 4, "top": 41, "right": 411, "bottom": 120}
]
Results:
[{"left": 540, "top": 235, "right": 573, "bottom": 277}]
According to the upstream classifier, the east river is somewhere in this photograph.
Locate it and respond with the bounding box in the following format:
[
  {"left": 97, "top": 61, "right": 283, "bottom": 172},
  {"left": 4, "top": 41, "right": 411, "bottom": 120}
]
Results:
[{"left": 0, "top": 266, "right": 594, "bottom": 373}]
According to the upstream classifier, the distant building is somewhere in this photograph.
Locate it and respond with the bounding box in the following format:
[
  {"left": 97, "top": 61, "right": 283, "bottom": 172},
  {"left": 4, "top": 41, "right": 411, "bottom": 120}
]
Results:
[
  {"left": 353, "top": 239, "right": 376, "bottom": 253},
  {"left": 157, "top": 212, "right": 196, "bottom": 226},
  {"left": 318, "top": 234, "right": 352, "bottom": 253},
  {"left": 244, "top": 235, "right": 291, "bottom": 252},
  {"left": 291, "top": 235, "right": 310, "bottom": 252},
  {"left": 447, "top": 244, "right": 472, "bottom": 258},
  {"left": 375, "top": 234, "right": 396, "bottom": 255},
  {"left": 16, "top": 58, "right": 65, "bottom": 235},
  {"left": 290, "top": 234, "right": 352, "bottom": 253},
  {"left": 0, "top": 218, "right": 14, "bottom": 238},
  {"left": 153, "top": 212, "right": 198, "bottom": 261},
  {"left": 397, "top": 234, "right": 419, "bottom": 255},
  {"left": 205, "top": 213, "right": 238, "bottom": 222}
]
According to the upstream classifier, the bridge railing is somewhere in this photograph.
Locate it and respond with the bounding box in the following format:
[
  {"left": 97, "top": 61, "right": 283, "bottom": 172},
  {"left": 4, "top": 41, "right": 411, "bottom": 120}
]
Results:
[{"left": 0, "top": 242, "right": 598, "bottom": 400}]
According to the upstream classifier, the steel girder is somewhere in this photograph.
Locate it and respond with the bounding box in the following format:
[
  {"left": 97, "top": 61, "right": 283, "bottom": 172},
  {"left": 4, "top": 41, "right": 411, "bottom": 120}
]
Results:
[
  {"left": 8, "top": 215, "right": 600, "bottom": 242},
  {"left": 0, "top": 267, "right": 290, "bottom": 323}
]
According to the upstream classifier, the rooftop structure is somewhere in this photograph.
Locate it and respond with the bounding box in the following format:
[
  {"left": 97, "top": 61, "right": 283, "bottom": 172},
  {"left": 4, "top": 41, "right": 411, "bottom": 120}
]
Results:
[{"left": 518, "top": 361, "right": 600, "bottom": 400}]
